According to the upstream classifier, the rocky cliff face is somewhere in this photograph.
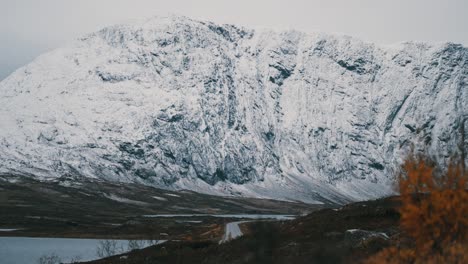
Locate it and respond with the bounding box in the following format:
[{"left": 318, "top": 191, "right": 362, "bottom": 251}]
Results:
[{"left": 0, "top": 16, "right": 466, "bottom": 204}]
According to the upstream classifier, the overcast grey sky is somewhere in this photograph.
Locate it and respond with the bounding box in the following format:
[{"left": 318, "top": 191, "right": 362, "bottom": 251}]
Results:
[{"left": 1, "top": 0, "right": 467, "bottom": 80}]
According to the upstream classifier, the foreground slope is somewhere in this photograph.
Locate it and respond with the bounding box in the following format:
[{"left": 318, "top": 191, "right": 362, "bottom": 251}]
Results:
[{"left": 0, "top": 16, "right": 466, "bottom": 203}]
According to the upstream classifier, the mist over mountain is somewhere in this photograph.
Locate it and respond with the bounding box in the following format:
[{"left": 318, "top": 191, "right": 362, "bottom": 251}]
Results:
[{"left": 0, "top": 16, "right": 466, "bottom": 204}]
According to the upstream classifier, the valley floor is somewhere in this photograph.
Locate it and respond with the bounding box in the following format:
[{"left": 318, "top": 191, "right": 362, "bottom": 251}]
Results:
[
  {"left": 81, "top": 197, "right": 400, "bottom": 264},
  {"left": 0, "top": 175, "right": 315, "bottom": 241},
  {"left": 0, "top": 175, "right": 323, "bottom": 263},
  {"left": 0, "top": 175, "right": 400, "bottom": 263}
]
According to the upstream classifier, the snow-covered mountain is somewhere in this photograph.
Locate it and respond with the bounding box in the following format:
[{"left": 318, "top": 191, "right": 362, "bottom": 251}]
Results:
[{"left": 0, "top": 16, "right": 466, "bottom": 204}]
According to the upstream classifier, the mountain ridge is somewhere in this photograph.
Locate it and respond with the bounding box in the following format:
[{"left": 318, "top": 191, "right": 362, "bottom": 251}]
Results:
[{"left": 0, "top": 15, "right": 466, "bottom": 204}]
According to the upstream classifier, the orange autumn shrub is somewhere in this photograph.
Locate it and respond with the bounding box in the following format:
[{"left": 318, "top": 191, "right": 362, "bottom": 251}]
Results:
[{"left": 366, "top": 157, "right": 468, "bottom": 264}]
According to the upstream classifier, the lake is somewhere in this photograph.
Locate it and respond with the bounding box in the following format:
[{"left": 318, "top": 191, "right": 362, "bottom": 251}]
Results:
[
  {"left": 0, "top": 237, "right": 164, "bottom": 264},
  {"left": 142, "top": 214, "right": 296, "bottom": 220}
]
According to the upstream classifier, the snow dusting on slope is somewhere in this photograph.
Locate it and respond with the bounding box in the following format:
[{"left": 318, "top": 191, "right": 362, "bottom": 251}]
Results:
[{"left": 0, "top": 15, "right": 466, "bottom": 204}]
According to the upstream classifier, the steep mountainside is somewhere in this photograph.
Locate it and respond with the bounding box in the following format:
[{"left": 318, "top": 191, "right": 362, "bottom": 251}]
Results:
[{"left": 0, "top": 16, "right": 466, "bottom": 204}]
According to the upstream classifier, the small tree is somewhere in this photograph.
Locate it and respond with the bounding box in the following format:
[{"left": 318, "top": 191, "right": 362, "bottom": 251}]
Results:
[
  {"left": 127, "top": 240, "right": 145, "bottom": 251},
  {"left": 69, "top": 255, "right": 82, "bottom": 263},
  {"left": 367, "top": 157, "right": 468, "bottom": 263},
  {"left": 96, "top": 240, "right": 120, "bottom": 258},
  {"left": 37, "top": 253, "right": 61, "bottom": 264}
]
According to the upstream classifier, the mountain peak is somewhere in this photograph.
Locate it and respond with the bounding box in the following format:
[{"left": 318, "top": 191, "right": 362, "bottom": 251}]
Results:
[{"left": 0, "top": 17, "right": 466, "bottom": 204}]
